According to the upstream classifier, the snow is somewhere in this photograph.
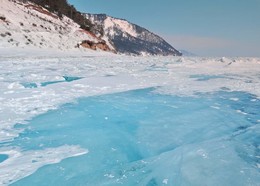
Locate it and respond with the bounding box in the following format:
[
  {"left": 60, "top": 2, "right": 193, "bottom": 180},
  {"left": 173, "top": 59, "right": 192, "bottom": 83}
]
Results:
[
  {"left": 0, "top": 145, "right": 88, "bottom": 185},
  {"left": 0, "top": 0, "right": 99, "bottom": 50},
  {"left": 85, "top": 13, "right": 180, "bottom": 56},
  {"left": 162, "top": 179, "right": 168, "bottom": 184},
  {"left": 104, "top": 17, "right": 138, "bottom": 38},
  {"left": 0, "top": 49, "right": 259, "bottom": 143}
]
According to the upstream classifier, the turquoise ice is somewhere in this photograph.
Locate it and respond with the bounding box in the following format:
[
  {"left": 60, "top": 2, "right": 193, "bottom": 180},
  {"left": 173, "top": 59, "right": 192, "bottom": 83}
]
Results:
[{"left": 2, "top": 88, "right": 260, "bottom": 186}]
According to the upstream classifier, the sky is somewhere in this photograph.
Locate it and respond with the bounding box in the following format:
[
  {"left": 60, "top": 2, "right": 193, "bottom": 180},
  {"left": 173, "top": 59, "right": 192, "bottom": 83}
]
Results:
[{"left": 68, "top": 0, "right": 260, "bottom": 57}]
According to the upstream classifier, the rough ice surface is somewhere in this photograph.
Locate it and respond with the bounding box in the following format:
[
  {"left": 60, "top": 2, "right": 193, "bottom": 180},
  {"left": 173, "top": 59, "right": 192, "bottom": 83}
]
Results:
[
  {"left": 0, "top": 52, "right": 259, "bottom": 185},
  {"left": 7, "top": 89, "right": 260, "bottom": 186},
  {"left": 0, "top": 145, "right": 87, "bottom": 185}
]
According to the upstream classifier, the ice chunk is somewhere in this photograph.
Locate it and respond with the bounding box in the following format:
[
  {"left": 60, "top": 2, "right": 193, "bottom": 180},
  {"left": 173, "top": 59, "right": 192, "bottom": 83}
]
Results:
[{"left": 0, "top": 145, "right": 88, "bottom": 185}]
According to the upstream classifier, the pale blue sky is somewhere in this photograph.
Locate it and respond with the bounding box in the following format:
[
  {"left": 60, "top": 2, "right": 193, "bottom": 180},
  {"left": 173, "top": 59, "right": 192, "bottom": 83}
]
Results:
[{"left": 68, "top": 0, "right": 260, "bottom": 57}]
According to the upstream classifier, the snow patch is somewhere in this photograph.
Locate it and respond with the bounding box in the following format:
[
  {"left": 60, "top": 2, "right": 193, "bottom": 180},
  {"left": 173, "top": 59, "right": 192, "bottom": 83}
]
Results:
[
  {"left": 104, "top": 17, "right": 138, "bottom": 38},
  {"left": 0, "top": 145, "right": 88, "bottom": 185}
]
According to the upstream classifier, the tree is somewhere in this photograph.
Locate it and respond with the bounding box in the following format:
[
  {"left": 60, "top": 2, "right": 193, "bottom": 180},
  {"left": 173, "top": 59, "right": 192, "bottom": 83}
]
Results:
[{"left": 28, "top": 0, "right": 96, "bottom": 32}]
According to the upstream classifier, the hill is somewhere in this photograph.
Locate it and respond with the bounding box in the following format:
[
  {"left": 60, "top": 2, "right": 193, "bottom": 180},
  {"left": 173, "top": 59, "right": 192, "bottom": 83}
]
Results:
[{"left": 0, "top": 0, "right": 181, "bottom": 56}]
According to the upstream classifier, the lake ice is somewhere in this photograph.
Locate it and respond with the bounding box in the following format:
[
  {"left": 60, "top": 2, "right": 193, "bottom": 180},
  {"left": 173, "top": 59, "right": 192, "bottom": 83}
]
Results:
[{"left": 0, "top": 54, "right": 259, "bottom": 185}]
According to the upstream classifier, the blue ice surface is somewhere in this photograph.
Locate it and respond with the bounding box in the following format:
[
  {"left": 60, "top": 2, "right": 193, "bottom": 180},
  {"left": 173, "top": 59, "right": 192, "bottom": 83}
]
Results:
[
  {"left": 41, "top": 76, "right": 82, "bottom": 87},
  {"left": 62, "top": 76, "right": 82, "bottom": 82},
  {"left": 6, "top": 88, "right": 260, "bottom": 186},
  {"left": 21, "top": 76, "right": 83, "bottom": 88},
  {"left": 20, "top": 82, "right": 38, "bottom": 88},
  {"left": 40, "top": 80, "right": 64, "bottom": 87},
  {"left": 189, "top": 74, "right": 226, "bottom": 81},
  {"left": 0, "top": 154, "right": 8, "bottom": 163}
]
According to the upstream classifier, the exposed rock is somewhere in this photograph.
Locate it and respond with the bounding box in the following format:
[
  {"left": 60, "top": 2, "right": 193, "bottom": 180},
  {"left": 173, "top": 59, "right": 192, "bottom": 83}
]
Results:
[
  {"left": 80, "top": 40, "right": 113, "bottom": 52},
  {"left": 0, "top": 16, "right": 6, "bottom": 21}
]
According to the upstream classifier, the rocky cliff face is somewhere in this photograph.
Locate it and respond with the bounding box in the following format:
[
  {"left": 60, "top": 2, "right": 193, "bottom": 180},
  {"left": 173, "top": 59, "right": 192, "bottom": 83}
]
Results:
[{"left": 85, "top": 14, "right": 182, "bottom": 56}]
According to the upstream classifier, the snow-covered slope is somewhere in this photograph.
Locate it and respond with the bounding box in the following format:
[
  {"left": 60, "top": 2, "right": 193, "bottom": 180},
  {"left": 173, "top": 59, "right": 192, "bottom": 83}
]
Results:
[
  {"left": 0, "top": 1, "right": 181, "bottom": 56},
  {"left": 85, "top": 13, "right": 182, "bottom": 56},
  {"left": 0, "top": 0, "right": 111, "bottom": 52},
  {"left": 179, "top": 49, "right": 197, "bottom": 56}
]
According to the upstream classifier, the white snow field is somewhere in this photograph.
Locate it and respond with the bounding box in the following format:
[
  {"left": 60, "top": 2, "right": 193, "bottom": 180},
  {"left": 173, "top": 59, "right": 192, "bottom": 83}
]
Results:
[{"left": 0, "top": 49, "right": 259, "bottom": 185}]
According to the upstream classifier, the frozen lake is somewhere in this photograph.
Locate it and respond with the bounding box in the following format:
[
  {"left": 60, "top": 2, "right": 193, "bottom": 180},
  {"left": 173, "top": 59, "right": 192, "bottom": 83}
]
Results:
[{"left": 0, "top": 54, "right": 259, "bottom": 185}]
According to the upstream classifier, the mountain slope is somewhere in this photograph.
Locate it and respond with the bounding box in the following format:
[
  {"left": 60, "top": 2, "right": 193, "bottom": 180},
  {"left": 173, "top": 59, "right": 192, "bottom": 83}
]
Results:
[
  {"left": 0, "top": 0, "right": 181, "bottom": 56},
  {"left": 0, "top": 0, "right": 112, "bottom": 52},
  {"left": 86, "top": 14, "right": 182, "bottom": 56},
  {"left": 179, "top": 50, "right": 197, "bottom": 57}
]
